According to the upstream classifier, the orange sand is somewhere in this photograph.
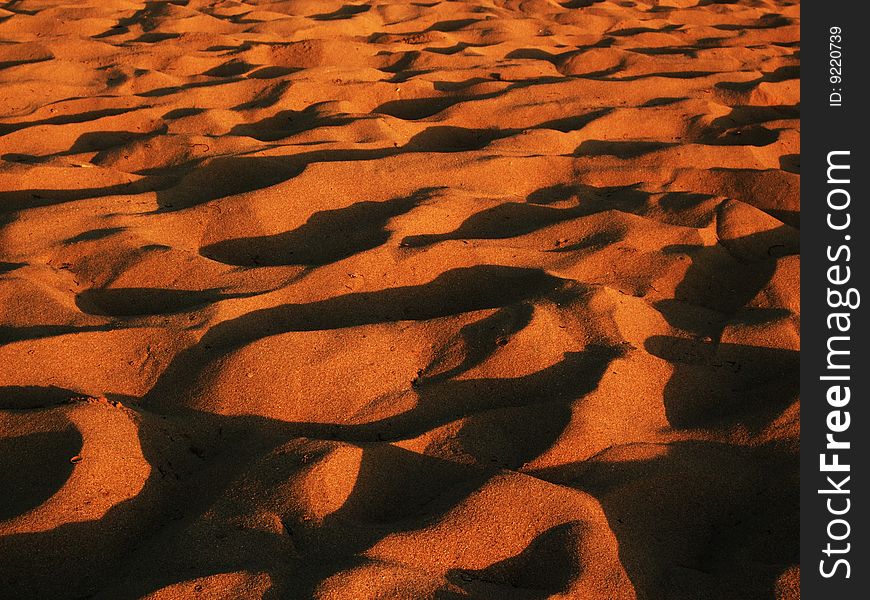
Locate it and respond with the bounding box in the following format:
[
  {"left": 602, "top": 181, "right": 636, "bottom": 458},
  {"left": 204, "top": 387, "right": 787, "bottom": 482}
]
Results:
[{"left": 0, "top": 0, "right": 799, "bottom": 598}]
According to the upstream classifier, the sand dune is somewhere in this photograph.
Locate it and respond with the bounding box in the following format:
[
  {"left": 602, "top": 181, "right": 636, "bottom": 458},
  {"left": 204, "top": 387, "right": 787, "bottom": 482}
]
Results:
[{"left": 0, "top": 0, "right": 799, "bottom": 598}]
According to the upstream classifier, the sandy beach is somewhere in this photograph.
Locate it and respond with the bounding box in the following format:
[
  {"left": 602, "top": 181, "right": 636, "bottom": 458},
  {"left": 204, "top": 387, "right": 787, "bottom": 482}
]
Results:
[{"left": 0, "top": 0, "right": 799, "bottom": 597}]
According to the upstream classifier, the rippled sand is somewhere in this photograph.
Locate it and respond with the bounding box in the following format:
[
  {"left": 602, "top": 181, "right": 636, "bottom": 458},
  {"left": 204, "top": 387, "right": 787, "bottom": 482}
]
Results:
[{"left": 0, "top": 0, "right": 799, "bottom": 598}]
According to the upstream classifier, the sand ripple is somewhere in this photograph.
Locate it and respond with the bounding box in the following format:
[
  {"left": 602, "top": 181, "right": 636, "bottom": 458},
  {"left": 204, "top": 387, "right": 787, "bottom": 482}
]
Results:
[{"left": 0, "top": 0, "right": 798, "bottom": 597}]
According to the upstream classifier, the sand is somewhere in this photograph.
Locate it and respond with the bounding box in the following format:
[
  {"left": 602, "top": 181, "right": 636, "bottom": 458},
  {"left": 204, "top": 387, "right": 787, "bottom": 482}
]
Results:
[{"left": 0, "top": 0, "right": 799, "bottom": 598}]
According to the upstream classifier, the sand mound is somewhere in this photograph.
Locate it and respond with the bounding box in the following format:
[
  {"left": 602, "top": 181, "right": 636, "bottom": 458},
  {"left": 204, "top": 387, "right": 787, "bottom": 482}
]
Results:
[{"left": 1, "top": 0, "right": 798, "bottom": 597}]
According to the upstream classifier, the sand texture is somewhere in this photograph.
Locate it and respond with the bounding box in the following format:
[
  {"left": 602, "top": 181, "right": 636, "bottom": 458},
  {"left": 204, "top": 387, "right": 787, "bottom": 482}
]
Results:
[{"left": 0, "top": 0, "right": 799, "bottom": 598}]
